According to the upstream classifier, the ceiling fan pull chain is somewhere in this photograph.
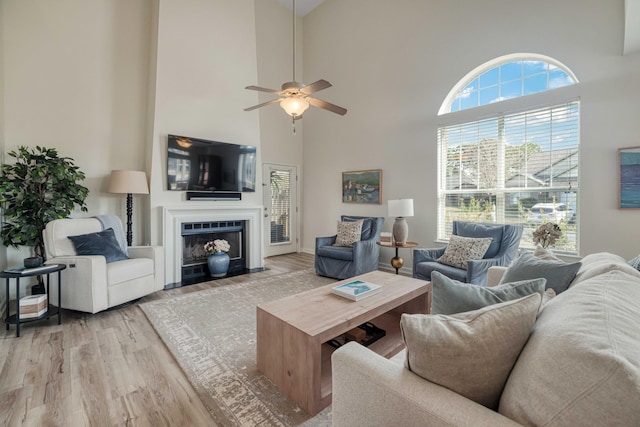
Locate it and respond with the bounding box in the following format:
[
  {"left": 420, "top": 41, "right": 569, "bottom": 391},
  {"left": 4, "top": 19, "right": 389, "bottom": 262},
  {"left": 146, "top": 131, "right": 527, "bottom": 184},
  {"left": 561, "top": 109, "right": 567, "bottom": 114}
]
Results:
[{"left": 292, "top": 117, "right": 296, "bottom": 134}]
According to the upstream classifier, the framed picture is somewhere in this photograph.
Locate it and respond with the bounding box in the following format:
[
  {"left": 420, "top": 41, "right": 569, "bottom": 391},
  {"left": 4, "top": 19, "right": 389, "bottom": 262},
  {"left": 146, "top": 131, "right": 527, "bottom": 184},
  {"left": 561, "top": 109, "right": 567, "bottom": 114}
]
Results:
[
  {"left": 618, "top": 146, "right": 640, "bottom": 209},
  {"left": 342, "top": 169, "right": 382, "bottom": 204}
]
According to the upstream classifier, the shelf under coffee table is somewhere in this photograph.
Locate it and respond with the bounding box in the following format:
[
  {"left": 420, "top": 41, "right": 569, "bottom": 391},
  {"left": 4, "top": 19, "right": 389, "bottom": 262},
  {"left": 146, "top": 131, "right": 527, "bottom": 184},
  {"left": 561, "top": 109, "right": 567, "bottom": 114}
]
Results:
[{"left": 256, "top": 270, "right": 432, "bottom": 415}]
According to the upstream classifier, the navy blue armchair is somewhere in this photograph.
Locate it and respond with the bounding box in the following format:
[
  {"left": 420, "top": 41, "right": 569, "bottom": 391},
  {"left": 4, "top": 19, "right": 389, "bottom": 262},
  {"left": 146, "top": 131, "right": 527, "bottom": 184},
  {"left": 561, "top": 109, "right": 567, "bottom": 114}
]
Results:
[
  {"left": 315, "top": 216, "right": 385, "bottom": 280},
  {"left": 413, "top": 221, "right": 523, "bottom": 286}
]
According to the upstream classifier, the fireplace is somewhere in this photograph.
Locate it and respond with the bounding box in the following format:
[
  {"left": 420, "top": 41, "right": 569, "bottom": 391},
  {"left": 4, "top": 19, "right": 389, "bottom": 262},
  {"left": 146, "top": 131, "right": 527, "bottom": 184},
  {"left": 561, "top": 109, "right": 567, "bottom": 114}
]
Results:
[
  {"left": 181, "top": 220, "right": 247, "bottom": 282},
  {"left": 163, "top": 204, "right": 264, "bottom": 287}
]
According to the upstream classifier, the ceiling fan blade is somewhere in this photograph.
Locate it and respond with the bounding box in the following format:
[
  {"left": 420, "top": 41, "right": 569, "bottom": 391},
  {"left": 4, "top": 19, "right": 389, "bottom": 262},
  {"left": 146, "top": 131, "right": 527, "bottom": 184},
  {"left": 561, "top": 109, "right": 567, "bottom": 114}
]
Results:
[
  {"left": 300, "top": 79, "right": 332, "bottom": 95},
  {"left": 244, "top": 98, "right": 281, "bottom": 111},
  {"left": 245, "top": 85, "right": 281, "bottom": 94},
  {"left": 308, "top": 97, "right": 347, "bottom": 116}
]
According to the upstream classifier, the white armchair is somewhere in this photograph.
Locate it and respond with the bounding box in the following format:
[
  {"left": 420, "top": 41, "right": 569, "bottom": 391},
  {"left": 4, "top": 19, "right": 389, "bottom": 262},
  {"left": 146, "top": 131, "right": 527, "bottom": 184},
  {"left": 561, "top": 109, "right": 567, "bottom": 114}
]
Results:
[{"left": 43, "top": 217, "right": 164, "bottom": 313}]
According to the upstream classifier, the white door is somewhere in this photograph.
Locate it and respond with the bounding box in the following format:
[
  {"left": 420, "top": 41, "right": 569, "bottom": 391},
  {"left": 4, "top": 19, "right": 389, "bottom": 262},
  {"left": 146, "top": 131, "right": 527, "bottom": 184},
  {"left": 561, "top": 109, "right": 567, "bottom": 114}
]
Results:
[{"left": 263, "top": 164, "right": 298, "bottom": 257}]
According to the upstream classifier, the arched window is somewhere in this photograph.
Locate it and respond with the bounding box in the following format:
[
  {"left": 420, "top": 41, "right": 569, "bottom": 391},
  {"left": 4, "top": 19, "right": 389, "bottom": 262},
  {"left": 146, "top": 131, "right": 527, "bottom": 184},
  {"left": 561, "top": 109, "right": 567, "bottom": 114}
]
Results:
[
  {"left": 440, "top": 54, "right": 577, "bottom": 114},
  {"left": 437, "top": 54, "right": 580, "bottom": 254}
]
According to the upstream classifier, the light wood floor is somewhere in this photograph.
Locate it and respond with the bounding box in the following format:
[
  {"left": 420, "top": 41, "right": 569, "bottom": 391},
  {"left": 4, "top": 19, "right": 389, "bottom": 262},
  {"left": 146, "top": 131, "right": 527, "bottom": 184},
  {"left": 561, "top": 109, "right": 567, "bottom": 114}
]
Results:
[{"left": 0, "top": 253, "right": 315, "bottom": 427}]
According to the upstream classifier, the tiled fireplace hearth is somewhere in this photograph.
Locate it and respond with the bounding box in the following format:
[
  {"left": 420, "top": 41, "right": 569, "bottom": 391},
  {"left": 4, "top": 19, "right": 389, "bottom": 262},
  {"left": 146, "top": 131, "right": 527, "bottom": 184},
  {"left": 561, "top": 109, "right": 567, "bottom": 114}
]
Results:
[{"left": 163, "top": 205, "right": 264, "bottom": 286}]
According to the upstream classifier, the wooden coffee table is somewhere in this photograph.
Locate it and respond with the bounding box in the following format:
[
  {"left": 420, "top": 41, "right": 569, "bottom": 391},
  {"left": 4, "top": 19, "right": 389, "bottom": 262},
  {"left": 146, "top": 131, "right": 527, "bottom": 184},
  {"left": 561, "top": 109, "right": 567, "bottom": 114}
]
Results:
[{"left": 256, "top": 270, "right": 431, "bottom": 415}]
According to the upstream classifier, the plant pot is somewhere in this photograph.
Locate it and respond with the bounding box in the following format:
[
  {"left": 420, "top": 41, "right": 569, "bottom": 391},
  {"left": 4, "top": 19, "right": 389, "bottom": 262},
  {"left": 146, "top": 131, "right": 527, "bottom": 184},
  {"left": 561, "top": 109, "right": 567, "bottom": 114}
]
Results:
[
  {"left": 24, "top": 256, "right": 43, "bottom": 268},
  {"left": 207, "top": 252, "right": 230, "bottom": 278}
]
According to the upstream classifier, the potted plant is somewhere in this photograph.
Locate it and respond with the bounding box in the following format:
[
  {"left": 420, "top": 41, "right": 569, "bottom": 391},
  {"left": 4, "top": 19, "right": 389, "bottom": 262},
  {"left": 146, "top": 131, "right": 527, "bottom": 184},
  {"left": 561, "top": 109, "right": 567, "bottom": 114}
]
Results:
[
  {"left": 0, "top": 146, "right": 89, "bottom": 286},
  {"left": 204, "top": 239, "right": 231, "bottom": 278}
]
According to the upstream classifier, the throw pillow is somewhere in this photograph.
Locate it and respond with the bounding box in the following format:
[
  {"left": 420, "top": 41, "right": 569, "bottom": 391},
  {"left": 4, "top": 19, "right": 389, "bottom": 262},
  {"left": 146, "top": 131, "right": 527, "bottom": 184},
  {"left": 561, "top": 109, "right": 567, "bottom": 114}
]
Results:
[
  {"left": 68, "top": 228, "right": 129, "bottom": 263},
  {"left": 430, "top": 271, "right": 546, "bottom": 315},
  {"left": 401, "top": 293, "right": 541, "bottom": 409},
  {"left": 436, "top": 235, "right": 493, "bottom": 270},
  {"left": 627, "top": 254, "right": 640, "bottom": 271},
  {"left": 333, "top": 220, "right": 364, "bottom": 247},
  {"left": 454, "top": 222, "right": 504, "bottom": 259},
  {"left": 533, "top": 244, "right": 564, "bottom": 262},
  {"left": 499, "top": 252, "right": 581, "bottom": 294},
  {"left": 342, "top": 216, "right": 374, "bottom": 241}
]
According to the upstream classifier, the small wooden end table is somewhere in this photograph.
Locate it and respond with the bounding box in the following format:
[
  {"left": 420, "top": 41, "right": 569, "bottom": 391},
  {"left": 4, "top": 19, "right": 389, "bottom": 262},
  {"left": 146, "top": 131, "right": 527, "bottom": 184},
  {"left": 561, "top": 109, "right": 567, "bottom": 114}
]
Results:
[
  {"left": 377, "top": 241, "right": 419, "bottom": 274},
  {"left": 1, "top": 264, "right": 66, "bottom": 337}
]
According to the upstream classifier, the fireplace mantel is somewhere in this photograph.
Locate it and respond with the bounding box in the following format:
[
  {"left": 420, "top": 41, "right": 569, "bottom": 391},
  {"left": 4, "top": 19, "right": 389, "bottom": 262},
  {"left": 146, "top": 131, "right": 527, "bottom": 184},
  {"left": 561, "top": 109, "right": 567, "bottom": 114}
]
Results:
[{"left": 163, "top": 204, "right": 264, "bottom": 286}]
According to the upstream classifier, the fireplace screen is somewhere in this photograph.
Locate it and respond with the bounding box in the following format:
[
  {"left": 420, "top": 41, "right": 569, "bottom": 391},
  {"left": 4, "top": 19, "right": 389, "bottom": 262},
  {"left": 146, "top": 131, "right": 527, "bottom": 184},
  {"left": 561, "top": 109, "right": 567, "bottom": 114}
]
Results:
[{"left": 183, "top": 231, "right": 242, "bottom": 266}]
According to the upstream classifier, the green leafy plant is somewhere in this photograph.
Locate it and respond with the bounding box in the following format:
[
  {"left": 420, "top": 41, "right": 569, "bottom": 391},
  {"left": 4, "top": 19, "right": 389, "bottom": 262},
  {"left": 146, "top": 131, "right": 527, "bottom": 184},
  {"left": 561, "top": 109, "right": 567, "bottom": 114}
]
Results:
[{"left": 0, "top": 146, "right": 89, "bottom": 260}]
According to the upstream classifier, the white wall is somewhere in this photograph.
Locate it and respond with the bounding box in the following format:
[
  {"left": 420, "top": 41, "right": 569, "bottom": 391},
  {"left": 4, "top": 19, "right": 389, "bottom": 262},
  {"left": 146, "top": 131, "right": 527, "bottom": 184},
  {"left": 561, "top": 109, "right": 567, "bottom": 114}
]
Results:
[
  {"left": 147, "top": 0, "right": 263, "bottom": 245},
  {"left": 302, "top": 0, "right": 640, "bottom": 264},
  {"left": 2, "top": 0, "right": 153, "bottom": 269}
]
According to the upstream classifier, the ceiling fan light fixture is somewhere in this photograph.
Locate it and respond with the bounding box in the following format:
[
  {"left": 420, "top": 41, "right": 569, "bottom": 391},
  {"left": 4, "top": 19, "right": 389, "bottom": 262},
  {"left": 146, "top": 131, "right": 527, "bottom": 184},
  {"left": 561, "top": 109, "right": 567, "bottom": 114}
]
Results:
[{"left": 280, "top": 95, "right": 309, "bottom": 117}]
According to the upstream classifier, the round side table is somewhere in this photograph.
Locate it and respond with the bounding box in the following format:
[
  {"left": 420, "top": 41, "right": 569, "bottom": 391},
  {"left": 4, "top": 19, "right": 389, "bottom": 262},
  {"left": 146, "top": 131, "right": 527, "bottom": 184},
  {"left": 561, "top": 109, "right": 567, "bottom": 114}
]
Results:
[
  {"left": 1, "top": 264, "right": 66, "bottom": 337},
  {"left": 377, "top": 241, "right": 419, "bottom": 274}
]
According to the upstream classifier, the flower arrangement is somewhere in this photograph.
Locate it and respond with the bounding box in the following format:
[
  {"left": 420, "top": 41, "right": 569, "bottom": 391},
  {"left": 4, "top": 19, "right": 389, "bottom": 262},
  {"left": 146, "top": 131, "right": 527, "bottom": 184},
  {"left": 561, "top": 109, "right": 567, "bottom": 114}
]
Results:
[
  {"left": 532, "top": 222, "right": 562, "bottom": 249},
  {"left": 204, "top": 239, "right": 230, "bottom": 255}
]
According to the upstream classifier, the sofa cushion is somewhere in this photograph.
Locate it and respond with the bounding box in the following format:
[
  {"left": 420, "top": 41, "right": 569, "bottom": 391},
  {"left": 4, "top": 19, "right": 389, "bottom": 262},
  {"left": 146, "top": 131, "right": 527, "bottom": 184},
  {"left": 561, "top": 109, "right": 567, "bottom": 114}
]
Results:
[
  {"left": 430, "top": 271, "right": 546, "bottom": 315},
  {"left": 437, "top": 235, "right": 493, "bottom": 270},
  {"left": 107, "top": 257, "right": 154, "bottom": 285},
  {"left": 333, "top": 220, "right": 363, "bottom": 247},
  {"left": 401, "top": 293, "right": 541, "bottom": 409},
  {"left": 68, "top": 228, "right": 129, "bottom": 263},
  {"left": 499, "top": 252, "right": 581, "bottom": 294},
  {"left": 414, "top": 261, "right": 468, "bottom": 282},
  {"left": 317, "top": 245, "right": 354, "bottom": 261},
  {"left": 499, "top": 270, "right": 640, "bottom": 426},
  {"left": 571, "top": 251, "right": 640, "bottom": 287},
  {"left": 454, "top": 222, "right": 504, "bottom": 259}
]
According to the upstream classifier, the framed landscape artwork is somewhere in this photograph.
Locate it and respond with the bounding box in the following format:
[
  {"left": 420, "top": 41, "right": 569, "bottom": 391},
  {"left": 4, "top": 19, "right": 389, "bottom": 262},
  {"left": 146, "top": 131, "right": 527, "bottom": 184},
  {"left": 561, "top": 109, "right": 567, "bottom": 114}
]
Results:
[
  {"left": 342, "top": 169, "right": 382, "bottom": 204},
  {"left": 618, "top": 146, "right": 640, "bottom": 209}
]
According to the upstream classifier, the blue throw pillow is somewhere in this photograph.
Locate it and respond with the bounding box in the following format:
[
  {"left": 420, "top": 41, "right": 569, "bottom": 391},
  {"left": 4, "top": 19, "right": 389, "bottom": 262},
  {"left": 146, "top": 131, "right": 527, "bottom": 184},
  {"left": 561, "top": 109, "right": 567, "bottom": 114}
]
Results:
[
  {"left": 431, "top": 271, "right": 547, "bottom": 315},
  {"left": 499, "top": 252, "right": 581, "bottom": 294},
  {"left": 68, "top": 228, "right": 129, "bottom": 263}
]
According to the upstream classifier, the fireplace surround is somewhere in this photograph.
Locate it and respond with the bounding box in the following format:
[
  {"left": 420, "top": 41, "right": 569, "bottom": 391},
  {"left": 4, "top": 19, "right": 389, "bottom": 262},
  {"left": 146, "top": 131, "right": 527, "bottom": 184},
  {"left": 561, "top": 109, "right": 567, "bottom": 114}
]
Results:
[{"left": 163, "top": 204, "right": 264, "bottom": 287}]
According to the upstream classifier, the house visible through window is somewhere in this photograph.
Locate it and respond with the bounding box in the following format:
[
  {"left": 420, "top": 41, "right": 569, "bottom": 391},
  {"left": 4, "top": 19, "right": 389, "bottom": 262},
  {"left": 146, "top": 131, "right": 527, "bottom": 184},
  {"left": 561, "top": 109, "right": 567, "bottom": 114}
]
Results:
[{"left": 438, "top": 55, "right": 579, "bottom": 253}]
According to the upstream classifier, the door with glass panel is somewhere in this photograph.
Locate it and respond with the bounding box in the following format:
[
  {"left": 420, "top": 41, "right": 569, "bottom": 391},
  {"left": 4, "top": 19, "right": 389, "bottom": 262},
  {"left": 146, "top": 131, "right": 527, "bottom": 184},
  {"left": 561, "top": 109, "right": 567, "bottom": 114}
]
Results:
[{"left": 263, "top": 164, "right": 298, "bottom": 256}]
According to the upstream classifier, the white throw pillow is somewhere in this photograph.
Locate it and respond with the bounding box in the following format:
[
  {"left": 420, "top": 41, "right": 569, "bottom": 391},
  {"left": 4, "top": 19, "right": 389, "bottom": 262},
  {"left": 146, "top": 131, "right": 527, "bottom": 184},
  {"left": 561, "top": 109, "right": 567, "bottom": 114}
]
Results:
[
  {"left": 437, "top": 235, "right": 493, "bottom": 270},
  {"left": 333, "top": 220, "right": 363, "bottom": 247},
  {"left": 401, "top": 293, "right": 541, "bottom": 409}
]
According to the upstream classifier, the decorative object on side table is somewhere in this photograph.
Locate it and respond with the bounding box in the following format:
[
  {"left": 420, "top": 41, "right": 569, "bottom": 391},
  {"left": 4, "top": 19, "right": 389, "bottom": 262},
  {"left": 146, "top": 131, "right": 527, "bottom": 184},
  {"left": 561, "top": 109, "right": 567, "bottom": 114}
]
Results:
[
  {"left": 532, "top": 222, "right": 562, "bottom": 249},
  {"left": 23, "top": 256, "right": 43, "bottom": 268},
  {"left": 107, "top": 170, "right": 150, "bottom": 246},
  {"left": 388, "top": 198, "right": 414, "bottom": 245},
  {"left": 205, "top": 239, "right": 231, "bottom": 278}
]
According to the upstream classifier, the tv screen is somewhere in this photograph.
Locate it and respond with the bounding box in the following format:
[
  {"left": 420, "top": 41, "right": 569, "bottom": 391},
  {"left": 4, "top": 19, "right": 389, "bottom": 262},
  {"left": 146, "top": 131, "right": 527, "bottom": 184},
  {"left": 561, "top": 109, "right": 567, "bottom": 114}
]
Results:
[{"left": 167, "top": 134, "right": 257, "bottom": 192}]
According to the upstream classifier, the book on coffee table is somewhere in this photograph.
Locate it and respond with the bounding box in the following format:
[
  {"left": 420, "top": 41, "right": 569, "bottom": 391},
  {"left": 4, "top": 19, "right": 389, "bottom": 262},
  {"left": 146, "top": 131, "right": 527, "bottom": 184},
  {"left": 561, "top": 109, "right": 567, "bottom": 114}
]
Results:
[{"left": 332, "top": 279, "right": 382, "bottom": 301}]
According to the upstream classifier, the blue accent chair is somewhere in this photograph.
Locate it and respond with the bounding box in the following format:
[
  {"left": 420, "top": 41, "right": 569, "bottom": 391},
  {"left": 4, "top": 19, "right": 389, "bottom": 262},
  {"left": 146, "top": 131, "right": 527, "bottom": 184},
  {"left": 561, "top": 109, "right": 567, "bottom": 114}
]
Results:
[
  {"left": 315, "top": 216, "right": 385, "bottom": 280},
  {"left": 413, "top": 221, "right": 523, "bottom": 286}
]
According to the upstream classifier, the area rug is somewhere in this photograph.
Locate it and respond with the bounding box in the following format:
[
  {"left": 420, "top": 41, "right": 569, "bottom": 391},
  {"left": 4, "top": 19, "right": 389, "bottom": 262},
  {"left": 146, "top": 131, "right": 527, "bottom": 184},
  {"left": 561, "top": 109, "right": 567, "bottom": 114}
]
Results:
[{"left": 140, "top": 269, "right": 336, "bottom": 426}]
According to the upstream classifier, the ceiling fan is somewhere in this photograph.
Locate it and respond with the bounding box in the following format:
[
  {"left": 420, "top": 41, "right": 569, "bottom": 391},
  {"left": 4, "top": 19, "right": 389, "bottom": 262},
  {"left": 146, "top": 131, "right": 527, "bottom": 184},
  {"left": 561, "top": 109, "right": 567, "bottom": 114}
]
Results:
[{"left": 244, "top": 0, "right": 346, "bottom": 131}]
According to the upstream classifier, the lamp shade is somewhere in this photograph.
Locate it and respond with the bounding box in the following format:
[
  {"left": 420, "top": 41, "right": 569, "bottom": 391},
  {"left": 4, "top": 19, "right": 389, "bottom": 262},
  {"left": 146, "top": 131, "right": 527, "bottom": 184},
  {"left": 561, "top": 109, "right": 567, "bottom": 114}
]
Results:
[
  {"left": 388, "top": 199, "right": 414, "bottom": 218},
  {"left": 107, "top": 170, "right": 149, "bottom": 194},
  {"left": 280, "top": 95, "right": 310, "bottom": 117}
]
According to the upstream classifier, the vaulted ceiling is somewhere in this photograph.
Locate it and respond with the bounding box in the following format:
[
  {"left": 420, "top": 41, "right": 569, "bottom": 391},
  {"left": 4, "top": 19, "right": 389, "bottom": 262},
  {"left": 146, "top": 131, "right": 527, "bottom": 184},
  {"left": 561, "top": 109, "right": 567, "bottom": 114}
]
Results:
[{"left": 281, "top": 0, "right": 640, "bottom": 55}]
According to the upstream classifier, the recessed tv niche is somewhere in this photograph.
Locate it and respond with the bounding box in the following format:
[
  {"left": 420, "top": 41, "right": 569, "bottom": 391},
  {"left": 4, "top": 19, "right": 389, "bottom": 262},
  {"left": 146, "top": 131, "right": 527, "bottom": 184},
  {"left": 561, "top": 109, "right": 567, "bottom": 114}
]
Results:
[{"left": 167, "top": 134, "right": 257, "bottom": 193}]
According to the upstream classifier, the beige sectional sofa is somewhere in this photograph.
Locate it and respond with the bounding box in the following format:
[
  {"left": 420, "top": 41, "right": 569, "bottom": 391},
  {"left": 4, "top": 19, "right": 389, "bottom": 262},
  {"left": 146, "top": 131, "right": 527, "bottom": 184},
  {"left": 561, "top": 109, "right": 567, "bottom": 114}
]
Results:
[{"left": 332, "top": 252, "right": 640, "bottom": 426}]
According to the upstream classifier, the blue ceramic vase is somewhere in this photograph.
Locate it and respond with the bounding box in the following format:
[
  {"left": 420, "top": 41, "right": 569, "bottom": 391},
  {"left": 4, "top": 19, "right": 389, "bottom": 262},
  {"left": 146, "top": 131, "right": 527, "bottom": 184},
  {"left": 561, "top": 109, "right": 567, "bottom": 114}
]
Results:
[{"left": 207, "top": 252, "right": 230, "bottom": 278}]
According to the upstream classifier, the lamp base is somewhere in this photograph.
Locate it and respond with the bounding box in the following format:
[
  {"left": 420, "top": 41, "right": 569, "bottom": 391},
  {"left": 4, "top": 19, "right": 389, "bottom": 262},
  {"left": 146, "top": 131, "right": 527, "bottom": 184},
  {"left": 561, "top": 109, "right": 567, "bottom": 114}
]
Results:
[{"left": 392, "top": 217, "right": 409, "bottom": 246}]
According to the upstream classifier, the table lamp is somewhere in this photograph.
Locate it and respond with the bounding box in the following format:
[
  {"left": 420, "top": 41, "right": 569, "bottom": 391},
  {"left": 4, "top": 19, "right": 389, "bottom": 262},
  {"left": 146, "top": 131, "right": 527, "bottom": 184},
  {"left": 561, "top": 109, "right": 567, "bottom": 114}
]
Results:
[
  {"left": 388, "top": 198, "right": 414, "bottom": 245},
  {"left": 107, "top": 170, "right": 149, "bottom": 246}
]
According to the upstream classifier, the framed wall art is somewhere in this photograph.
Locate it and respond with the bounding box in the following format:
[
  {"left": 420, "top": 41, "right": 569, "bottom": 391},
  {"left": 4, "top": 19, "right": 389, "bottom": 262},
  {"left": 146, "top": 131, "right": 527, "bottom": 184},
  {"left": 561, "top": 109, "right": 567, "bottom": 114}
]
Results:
[
  {"left": 618, "top": 146, "right": 640, "bottom": 209},
  {"left": 342, "top": 169, "right": 382, "bottom": 204}
]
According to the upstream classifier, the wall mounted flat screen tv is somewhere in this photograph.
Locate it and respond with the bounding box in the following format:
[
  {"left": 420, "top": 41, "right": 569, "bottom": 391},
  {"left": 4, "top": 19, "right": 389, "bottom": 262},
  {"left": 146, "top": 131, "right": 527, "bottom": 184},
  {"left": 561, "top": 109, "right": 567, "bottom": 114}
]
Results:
[{"left": 167, "top": 134, "right": 257, "bottom": 192}]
